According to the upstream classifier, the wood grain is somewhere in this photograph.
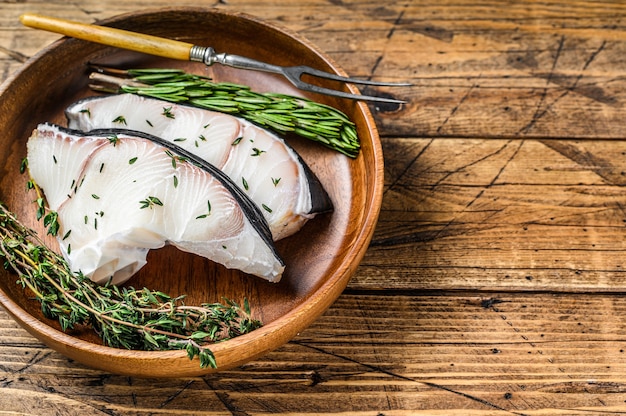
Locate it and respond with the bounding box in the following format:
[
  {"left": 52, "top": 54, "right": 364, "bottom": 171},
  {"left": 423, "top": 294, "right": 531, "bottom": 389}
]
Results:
[
  {"left": 3, "top": 0, "right": 626, "bottom": 413},
  {"left": 4, "top": 293, "right": 626, "bottom": 415}
]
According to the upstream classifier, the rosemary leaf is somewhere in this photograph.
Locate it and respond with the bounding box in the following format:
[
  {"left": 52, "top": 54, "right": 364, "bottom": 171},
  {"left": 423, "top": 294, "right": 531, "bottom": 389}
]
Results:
[{"left": 89, "top": 67, "right": 360, "bottom": 158}]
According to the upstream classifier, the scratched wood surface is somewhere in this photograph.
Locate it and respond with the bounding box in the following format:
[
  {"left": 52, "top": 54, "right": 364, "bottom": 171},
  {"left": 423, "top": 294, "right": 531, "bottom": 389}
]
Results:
[{"left": 3, "top": 0, "right": 626, "bottom": 414}]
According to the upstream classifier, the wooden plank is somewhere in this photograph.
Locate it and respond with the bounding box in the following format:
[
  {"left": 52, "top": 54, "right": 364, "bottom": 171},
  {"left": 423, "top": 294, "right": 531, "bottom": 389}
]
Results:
[
  {"left": 348, "top": 136, "right": 626, "bottom": 292},
  {"left": 1, "top": 0, "right": 626, "bottom": 413},
  {"left": 4, "top": 1, "right": 626, "bottom": 141},
  {"left": 3, "top": 292, "right": 626, "bottom": 414}
]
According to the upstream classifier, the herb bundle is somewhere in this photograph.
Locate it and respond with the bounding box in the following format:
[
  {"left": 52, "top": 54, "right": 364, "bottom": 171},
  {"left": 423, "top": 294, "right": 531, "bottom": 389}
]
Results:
[
  {"left": 88, "top": 67, "right": 360, "bottom": 158},
  {"left": 0, "top": 203, "right": 261, "bottom": 369}
]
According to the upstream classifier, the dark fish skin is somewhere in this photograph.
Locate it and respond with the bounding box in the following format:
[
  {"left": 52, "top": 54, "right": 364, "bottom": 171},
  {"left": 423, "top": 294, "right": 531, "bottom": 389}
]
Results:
[
  {"left": 51, "top": 124, "right": 283, "bottom": 267},
  {"left": 291, "top": 150, "right": 333, "bottom": 215}
]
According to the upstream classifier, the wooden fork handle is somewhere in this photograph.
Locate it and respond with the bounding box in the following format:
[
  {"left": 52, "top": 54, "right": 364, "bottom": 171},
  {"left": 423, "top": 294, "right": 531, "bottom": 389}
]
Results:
[{"left": 19, "top": 13, "right": 193, "bottom": 61}]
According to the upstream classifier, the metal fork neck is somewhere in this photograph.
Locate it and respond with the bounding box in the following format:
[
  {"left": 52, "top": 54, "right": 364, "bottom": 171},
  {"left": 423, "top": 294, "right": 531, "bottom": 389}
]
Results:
[
  {"left": 189, "top": 45, "right": 282, "bottom": 75},
  {"left": 189, "top": 45, "right": 216, "bottom": 65}
]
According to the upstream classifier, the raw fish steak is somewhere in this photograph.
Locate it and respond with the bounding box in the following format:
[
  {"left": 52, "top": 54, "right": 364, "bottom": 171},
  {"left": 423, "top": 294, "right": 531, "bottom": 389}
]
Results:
[
  {"left": 27, "top": 123, "right": 284, "bottom": 285},
  {"left": 66, "top": 94, "right": 333, "bottom": 240}
]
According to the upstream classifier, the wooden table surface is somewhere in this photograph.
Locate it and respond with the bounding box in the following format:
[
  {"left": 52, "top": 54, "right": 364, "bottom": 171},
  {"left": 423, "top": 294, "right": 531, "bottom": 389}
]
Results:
[{"left": 3, "top": 0, "right": 626, "bottom": 414}]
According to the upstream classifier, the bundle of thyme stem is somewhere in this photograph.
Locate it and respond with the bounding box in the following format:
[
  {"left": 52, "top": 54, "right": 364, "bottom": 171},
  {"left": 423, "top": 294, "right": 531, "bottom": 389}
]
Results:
[
  {"left": 0, "top": 202, "right": 261, "bottom": 369},
  {"left": 88, "top": 66, "right": 360, "bottom": 158}
]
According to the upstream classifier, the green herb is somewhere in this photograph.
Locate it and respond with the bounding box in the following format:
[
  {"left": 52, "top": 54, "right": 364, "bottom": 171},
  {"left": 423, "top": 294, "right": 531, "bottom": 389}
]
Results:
[
  {"left": 164, "top": 149, "right": 188, "bottom": 168},
  {"left": 88, "top": 67, "right": 360, "bottom": 157},
  {"left": 196, "top": 200, "right": 212, "bottom": 219},
  {"left": 112, "top": 115, "right": 127, "bottom": 125},
  {"left": 107, "top": 134, "right": 119, "bottom": 146},
  {"left": 139, "top": 196, "right": 163, "bottom": 209},
  {"left": 251, "top": 148, "right": 265, "bottom": 157},
  {"left": 272, "top": 177, "right": 281, "bottom": 186},
  {"left": 242, "top": 177, "right": 249, "bottom": 191},
  {"left": 43, "top": 210, "right": 60, "bottom": 236},
  {"left": 79, "top": 108, "right": 91, "bottom": 117},
  {"left": 162, "top": 106, "right": 175, "bottom": 119},
  {"left": 232, "top": 136, "right": 243, "bottom": 146},
  {"left": 34, "top": 197, "right": 60, "bottom": 240},
  {"left": 35, "top": 197, "right": 45, "bottom": 220},
  {"left": 0, "top": 203, "right": 261, "bottom": 369},
  {"left": 129, "top": 157, "right": 138, "bottom": 165}
]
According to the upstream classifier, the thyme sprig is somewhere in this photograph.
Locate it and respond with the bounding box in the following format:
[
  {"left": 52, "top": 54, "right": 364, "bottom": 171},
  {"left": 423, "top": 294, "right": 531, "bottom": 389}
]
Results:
[
  {"left": 88, "top": 66, "right": 360, "bottom": 158},
  {"left": 0, "top": 203, "right": 262, "bottom": 369}
]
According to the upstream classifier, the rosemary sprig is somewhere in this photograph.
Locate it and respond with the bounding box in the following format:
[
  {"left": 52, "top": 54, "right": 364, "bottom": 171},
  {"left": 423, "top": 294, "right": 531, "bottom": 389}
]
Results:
[
  {"left": 88, "top": 67, "right": 360, "bottom": 158},
  {"left": 0, "top": 203, "right": 262, "bottom": 369}
]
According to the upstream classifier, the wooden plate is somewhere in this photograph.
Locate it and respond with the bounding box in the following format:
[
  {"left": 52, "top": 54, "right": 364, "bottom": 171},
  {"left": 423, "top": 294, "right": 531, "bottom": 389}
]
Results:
[{"left": 0, "top": 7, "right": 383, "bottom": 377}]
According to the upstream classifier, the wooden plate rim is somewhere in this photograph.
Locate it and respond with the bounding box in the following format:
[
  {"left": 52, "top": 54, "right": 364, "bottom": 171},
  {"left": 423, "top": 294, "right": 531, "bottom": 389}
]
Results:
[{"left": 0, "top": 7, "right": 384, "bottom": 377}]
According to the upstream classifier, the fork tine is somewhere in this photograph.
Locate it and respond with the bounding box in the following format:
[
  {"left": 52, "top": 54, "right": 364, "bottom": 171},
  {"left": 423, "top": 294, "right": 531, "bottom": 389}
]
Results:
[
  {"left": 297, "top": 66, "right": 412, "bottom": 87},
  {"left": 199, "top": 50, "right": 411, "bottom": 102},
  {"left": 299, "top": 82, "right": 408, "bottom": 104}
]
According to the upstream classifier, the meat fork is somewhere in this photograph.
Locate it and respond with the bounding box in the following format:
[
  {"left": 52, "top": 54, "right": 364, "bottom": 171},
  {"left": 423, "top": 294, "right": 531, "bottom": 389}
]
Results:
[{"left": 20, "top": 13, "right": 410, "bottom": 104}]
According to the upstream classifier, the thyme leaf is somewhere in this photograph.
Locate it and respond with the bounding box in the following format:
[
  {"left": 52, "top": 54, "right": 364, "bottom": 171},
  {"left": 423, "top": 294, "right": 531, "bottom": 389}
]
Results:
[
  {"left": 251, "top": 148, "right": 266, "bottom": 157},
  {"left": 139, "top": 196, "right": 163, "bottom": 209},
  {"left": 107, "top": 134, "right": 120, "bottom": 146},
  {"left": 43, "top": 211, "right": 60, "bottom": 236},
  {"left": 112, "top": 115, "right": 127, "bottom": 125},
  {"left": 0, "top": 202, "right": 262, "bottom": 369},
  {"left": 20, "top": 158, "right": 28, "bottom": 174},
  {"left": 195, "top": 200, "right": 212, "bottom": 219},
  {"left": 162, "top": 106, "right": 175, "bottom": 119}
]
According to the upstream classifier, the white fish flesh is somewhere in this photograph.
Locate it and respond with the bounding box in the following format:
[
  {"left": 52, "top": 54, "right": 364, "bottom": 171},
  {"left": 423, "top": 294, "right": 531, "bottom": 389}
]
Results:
[
  {"left": 65, "top": 94, "right": 332, "bottom": 240},
  {"left": 27, "top": 123, "right": 284, "bottom": 285}
]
